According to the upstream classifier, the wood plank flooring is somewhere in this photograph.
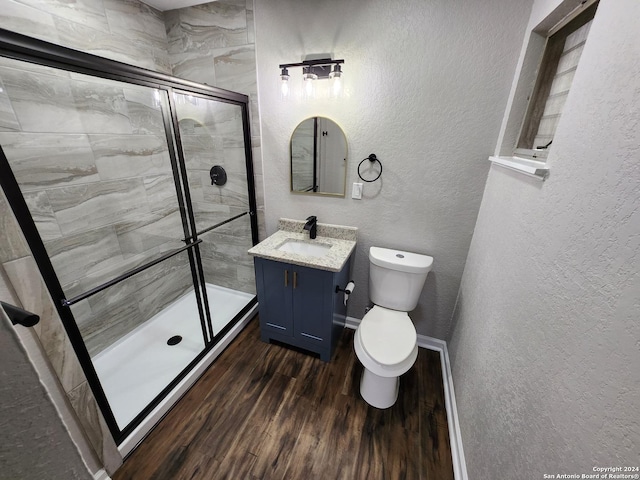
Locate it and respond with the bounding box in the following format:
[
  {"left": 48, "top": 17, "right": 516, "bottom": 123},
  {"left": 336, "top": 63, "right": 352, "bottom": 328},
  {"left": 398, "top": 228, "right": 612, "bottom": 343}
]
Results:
[{"left": 112, "top": 318, "right": 454, "bottom": 480}]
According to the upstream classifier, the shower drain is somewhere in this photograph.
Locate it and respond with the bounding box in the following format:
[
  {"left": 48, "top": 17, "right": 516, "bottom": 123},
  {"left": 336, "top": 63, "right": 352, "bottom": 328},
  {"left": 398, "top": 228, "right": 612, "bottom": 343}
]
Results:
[{"left": 167, "top": 335, "right": 183, "bottom": 346}]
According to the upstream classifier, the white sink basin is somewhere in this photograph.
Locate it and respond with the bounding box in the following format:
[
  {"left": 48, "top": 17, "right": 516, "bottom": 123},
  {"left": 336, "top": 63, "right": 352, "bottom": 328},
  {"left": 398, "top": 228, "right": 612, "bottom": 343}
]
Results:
[{"left": 277, "top": 239, "right": 332, "bottom": 257}]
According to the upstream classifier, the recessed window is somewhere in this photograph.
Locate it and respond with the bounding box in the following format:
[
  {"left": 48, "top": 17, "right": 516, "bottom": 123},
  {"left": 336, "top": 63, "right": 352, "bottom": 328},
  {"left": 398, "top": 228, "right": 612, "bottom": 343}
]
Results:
[{"left": 516, "top": 0, "right": 598, "bottom": 159}]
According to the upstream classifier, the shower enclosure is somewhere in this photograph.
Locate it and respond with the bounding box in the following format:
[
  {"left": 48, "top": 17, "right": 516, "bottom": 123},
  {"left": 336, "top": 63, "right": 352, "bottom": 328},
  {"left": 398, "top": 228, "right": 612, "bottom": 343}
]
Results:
[{"left": 0, "top": 30, "right": 258, "bottom": 444}]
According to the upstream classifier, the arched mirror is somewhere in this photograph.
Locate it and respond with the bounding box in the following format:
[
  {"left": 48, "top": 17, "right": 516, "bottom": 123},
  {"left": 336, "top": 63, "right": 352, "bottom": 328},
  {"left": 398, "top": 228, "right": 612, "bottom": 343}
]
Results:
[{"left": 290, "top": 117, "right": 347, "bottom": 197}]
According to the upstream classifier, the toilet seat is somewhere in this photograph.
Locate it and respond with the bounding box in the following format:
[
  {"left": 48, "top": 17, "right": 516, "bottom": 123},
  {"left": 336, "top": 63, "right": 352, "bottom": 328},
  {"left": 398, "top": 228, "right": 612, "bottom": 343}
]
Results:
[{"left": 359, "top": 306, "right": 417, "bottom": 366}]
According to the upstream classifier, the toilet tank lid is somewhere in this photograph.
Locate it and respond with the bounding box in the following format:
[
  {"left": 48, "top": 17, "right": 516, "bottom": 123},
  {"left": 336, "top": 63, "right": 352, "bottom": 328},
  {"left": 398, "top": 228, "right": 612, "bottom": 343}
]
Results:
[{"left": 369, "top": 247, "right": 433, "bottom": 274}]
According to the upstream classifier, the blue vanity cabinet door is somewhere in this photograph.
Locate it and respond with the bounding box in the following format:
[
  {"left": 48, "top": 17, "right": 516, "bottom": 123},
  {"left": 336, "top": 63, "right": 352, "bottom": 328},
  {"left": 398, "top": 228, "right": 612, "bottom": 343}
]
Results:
[
  {"left": 255, "top": 258, "right": 294, "bottom": 337},
  {"left": 291, "top": 264, "right": 333, "bottom": 347}
]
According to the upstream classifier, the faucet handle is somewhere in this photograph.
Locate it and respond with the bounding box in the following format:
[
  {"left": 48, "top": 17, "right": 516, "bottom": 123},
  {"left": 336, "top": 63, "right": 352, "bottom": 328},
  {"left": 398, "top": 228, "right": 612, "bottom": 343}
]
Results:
[{"left": 306, "top": 215, "right": 317, "bottom": 222}]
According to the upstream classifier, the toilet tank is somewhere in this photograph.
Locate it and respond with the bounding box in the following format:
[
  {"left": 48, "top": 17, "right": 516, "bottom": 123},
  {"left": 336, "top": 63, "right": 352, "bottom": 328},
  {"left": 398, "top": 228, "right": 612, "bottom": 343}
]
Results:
[{"left": 369, "top": 247, "right": 433, "bottom": 312}]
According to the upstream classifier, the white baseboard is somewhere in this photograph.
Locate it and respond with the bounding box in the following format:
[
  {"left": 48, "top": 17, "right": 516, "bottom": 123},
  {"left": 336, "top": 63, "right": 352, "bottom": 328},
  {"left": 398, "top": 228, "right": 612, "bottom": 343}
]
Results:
[
  {"left": 345, "top": 316, "right": 468, "bottom": 480},
  {"left": 93, "top": 469, "right": 111, "bottom": 480}
]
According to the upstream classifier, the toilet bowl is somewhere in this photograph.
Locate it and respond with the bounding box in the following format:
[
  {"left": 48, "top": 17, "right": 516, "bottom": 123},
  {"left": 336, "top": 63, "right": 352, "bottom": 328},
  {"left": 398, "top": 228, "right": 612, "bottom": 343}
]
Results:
[
  {"left": 354, "top": 246, "right": 432, "bottom": 409},
  {"left": 354, "top": 306, "right": 418, "bottom": 408}
]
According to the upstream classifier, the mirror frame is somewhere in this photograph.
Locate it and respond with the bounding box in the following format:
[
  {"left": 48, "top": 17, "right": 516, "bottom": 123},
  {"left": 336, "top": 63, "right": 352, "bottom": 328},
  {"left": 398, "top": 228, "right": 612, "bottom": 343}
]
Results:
[{"left": 289, "top": 116, "right": 348, "bottom": 197}]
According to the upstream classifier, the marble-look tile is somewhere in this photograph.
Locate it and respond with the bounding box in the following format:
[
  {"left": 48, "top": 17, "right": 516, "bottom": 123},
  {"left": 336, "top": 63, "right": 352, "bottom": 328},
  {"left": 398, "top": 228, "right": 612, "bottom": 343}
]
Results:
[
  {"left": 0, "top": 0, "right": 61, "bottom": 44},
  {"left": 175, "top": 97, "right": 242, "bottom": 137},
  {"left": 202, "top": 260, "right": 237, "bottom": 291},
  {"left": 212, "top": 45, "right": 257, "bottom": 97},
  {"left": 174, "top": 97, "right": 219, "bottom": 135},
  {"left": 70, "top": 81, "right": 132, "bottom": 135},
  {"left": 15, "top": 0, "right": 110, "bottom": 33},
  {"left": 3, "top": 255, "right": 86, "bottom": 392},
  {"left": 90, "top": 134, "right": 171, "bottom": 180},
  {"left": 47, "top": 178, "right": 150, "bottom": 235},
  {"left": 114, "top": 209, "right": 184, "bottom": 258},
  {"left": 211, "top": 101, "right": 244, "bottom": 136},
  {"left": 0, "top": 133, "right": 99, "bottom": 190},
  {"left": 22, "top": 191, "right": 63, "bottom": 241},
  {"left": 179, "top": 134, "right": 224, "bottom": 170},
  {"left": 97, "top": 410, "right": 122, "bottom": 474},
  {"left": 251, "top": 143, "right": 262, "bottom": 173},
  {"left": 68, "top": 380, "right": 123, "bottom": 473},
  {"left": 236, "top": 263, "right": 256, "bottom": 294},
  {"left": 143, "top": 174, "right": 179, "bottom": 214},
  {"left": 221, "top": 143, "right": 247, "bottom": 175},
  {"left": 185, "top": 169, "right": 204, "bottom": 203},
  {"left": 191, "top": 200, "right": 233, "bottom": 228},
  {"left": 254, "top": 173, "right": 265, "bottom": 209},
  {"left": 134, "top": 253, "right": 193, "bottom": 320},
  {"left": 0, "top": 66, "right": 84, "bottom": 133},
  {"left": 54, "top": 17, "right": 168, "bottom": 73},
  {"left": 79, "top": 295, "right": 143, "bottom": 357},
  {"left": 0, "top": 56, "right": 70, "bottom": 79},
  {"left": 166, "top": 2, "right": 247, "bottom": 56},
  {"left": 169, "top": 52, "right": 216, "bottom": 85},
  {"left": 246, "top": 0, "right": 255, "bottom": 45},
  {"left": 0, "top": 190, "right": 31, "bottom": 264},
  {"left": 123, "top": 87, "right": 166, "bottom": 136},
  {"left": 46, "top": 225, "right": 123, "bottom": 286},
  {"left": 256, "top": 206, "right": 266, "bottom": 242},
  {"left": 200, "top": 228, "right": 253, "bottom": 266},
  {"left": 249, "top": 96, "right": 260, "bottom": 136},
  {"left": 202, "top": 171, "right": 249, "bottom": 208},
  {"left": 68, "top": 381, "right": 104, "bottom": 463},
  {"left": 68, "top": 293, "right": 93, "bottom": 324},
  {"left": 0, "top": 77, "right": 20, "bottom": 132},
  {"left": 103, "top": 0, "right": 168, "bottom": 49}
]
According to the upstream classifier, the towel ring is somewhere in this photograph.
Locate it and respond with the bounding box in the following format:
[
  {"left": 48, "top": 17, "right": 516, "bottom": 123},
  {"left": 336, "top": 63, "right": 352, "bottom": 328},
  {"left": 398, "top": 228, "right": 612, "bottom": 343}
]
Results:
[{"left": 357, "top": 154, "right": 382, "bottom": 183}]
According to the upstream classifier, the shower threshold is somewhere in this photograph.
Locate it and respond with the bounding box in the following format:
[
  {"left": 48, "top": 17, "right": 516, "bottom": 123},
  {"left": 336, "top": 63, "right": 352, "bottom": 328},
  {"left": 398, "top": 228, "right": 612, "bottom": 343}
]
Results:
[{"left": 92, "top": 283, "right": 254, "bottom": 431}]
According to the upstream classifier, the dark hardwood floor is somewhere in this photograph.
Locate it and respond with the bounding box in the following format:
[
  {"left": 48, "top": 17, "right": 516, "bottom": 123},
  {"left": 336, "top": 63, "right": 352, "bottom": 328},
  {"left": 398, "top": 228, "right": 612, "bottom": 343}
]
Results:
[{"left": 113, "top": 318, "right": 454, "bottom": 480}]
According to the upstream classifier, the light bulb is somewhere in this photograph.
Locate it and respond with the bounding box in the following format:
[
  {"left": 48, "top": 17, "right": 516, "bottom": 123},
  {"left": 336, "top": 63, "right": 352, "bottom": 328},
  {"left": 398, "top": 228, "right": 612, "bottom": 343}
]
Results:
[
  {"left": 329, "top": 64, "right": 343, "bottom": 98},
  {"left": 279, "top": 68, "right": 289, "bottom": 100},
  {"left": 303, "top": 76, "right": 314, "bottom": 97},
  {"left": 280, "top": 76, "right": 289, "bottom": 99},
  {"left": 302, "top": 66, "right": 317, "bottom": 99},
  {"left": 331, "top": 73, "right": 342, "bottom": 98}
]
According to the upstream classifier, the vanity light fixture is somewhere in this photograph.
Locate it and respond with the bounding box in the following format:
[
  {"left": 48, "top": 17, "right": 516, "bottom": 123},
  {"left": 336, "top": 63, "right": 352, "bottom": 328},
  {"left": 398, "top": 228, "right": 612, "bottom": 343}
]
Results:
[{"left": 278, "top": 58, "right": 344, "bottom": 100}]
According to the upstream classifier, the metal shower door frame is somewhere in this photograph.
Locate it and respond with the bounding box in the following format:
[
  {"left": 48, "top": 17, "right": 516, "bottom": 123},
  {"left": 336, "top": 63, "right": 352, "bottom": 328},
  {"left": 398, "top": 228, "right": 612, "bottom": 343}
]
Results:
[{"left": 0, "top": 28, "right": 259, "bottom": 444}]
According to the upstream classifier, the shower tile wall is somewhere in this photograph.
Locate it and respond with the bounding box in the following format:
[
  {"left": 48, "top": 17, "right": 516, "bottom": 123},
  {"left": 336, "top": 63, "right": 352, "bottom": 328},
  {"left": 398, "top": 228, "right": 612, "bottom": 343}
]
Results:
[
  {"left": 175, "top": 96, "right": 255, "bottom": 294},
  {"left": 0, "top": 0, "right": 171, "bottom": 74},
  {"left": 165, "top": 0, "right": 266, "bottom": 241},
  {"left": 0, "top": 59, "right": 192, "bottom": 356}
]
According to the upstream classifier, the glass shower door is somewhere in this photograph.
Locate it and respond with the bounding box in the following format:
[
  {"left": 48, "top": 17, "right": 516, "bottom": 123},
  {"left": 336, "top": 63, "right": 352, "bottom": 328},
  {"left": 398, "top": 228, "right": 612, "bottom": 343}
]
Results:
[
  {"left": 0, "top": 57, "right": 208, "bottom": 430},
  {"left": 173, "top": 92, "right": 257, "bottom": 337}
]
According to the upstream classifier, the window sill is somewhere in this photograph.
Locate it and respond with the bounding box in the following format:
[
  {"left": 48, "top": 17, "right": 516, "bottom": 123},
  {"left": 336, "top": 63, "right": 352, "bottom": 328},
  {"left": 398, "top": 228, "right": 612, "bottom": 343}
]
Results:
[{"left": 488, "top": 156, "right": 549, "bottom": 181}]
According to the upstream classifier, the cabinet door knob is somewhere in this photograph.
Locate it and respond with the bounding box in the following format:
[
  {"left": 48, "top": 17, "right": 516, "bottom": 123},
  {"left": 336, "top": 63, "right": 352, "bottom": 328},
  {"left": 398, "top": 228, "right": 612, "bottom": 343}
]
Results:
[
  {"left": 284, "top": 269, "right": 288, "bottom": 287},
  {"left": 293, "top": 271, "right": 298, "bottom": 289}
]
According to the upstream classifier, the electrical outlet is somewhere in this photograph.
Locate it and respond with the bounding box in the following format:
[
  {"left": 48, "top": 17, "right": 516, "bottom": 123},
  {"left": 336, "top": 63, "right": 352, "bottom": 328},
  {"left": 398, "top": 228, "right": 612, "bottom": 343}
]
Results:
[{"left": 352, "top": 182, "right": 363, "bottom": 200}]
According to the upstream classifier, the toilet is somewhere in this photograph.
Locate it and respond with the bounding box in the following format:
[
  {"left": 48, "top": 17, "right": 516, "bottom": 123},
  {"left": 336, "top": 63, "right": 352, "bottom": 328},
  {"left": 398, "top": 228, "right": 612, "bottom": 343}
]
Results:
[{"left": 354, "top": 246, "right": 433, "bottom": 409}]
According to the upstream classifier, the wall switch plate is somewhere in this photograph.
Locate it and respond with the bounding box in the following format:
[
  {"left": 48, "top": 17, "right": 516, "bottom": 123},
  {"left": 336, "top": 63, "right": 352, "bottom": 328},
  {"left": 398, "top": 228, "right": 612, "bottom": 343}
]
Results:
[{"left": 352, "top": 182, "right": 363, "bottom": 200}]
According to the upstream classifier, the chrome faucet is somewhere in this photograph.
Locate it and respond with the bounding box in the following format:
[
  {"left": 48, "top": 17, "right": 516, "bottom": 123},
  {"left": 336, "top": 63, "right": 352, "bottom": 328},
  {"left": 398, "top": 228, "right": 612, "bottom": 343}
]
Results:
[{"left": 303, "top": 216, "right": 317, "bottom": 239}]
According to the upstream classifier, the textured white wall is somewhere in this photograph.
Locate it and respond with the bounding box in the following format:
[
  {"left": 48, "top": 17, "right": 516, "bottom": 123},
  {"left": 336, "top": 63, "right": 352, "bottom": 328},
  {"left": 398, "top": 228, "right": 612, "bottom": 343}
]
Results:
[
  {"left": 448, "top": 0, "right": 640, "bottom": 477},
  {"left": 0, "top": 309, "right": 92, "bottom": 480},
  {"left": 253, "top": 0, "right": 532, "bottom": 338}
]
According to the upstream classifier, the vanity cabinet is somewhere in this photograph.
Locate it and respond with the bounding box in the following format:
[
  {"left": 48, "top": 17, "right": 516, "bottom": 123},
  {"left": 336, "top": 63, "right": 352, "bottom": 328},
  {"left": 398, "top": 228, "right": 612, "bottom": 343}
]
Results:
[{"left": 254, "top": 256, "right": 351, "bottom": 362}]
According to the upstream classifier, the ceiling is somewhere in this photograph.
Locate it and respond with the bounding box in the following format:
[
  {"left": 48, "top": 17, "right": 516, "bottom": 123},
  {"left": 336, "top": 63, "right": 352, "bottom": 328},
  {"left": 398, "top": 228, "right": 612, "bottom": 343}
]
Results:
[{"left": 140, "top": 0, "right": 214, "bottom": 12}]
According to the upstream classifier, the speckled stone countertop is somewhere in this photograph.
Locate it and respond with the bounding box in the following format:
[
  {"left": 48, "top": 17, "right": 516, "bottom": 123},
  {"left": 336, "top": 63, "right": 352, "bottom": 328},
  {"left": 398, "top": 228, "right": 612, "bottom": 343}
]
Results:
[{"left": 247, "top": 218, "right": 357, "bottom": 272}]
